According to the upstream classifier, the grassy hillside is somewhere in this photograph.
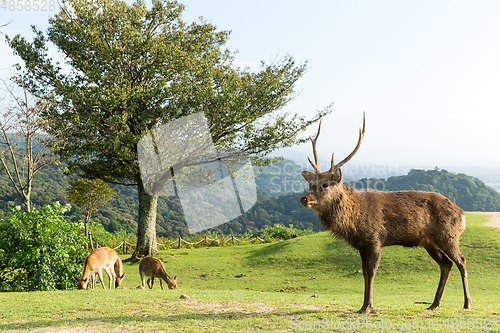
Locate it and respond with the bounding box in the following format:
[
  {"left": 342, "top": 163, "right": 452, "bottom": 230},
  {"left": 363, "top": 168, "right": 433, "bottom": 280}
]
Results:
[{"left": 2, "top": 213, "right": 500, "bottom": 332}]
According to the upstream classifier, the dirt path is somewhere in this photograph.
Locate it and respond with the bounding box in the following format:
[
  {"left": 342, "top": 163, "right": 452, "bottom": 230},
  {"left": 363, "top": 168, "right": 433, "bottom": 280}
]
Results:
[{"left": 473, "top": 212, "right": 500, "bottom": 229}]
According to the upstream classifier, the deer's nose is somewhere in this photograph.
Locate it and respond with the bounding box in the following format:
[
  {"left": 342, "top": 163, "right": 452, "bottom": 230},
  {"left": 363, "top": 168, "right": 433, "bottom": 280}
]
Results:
[{"left": 300, "top": 196, "right": 309, "bottom": 205}]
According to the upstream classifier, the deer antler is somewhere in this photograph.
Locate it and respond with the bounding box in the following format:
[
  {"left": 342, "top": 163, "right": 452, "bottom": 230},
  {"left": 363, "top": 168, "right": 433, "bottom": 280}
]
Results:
[
  {"left": 329, "top": 112, "right": 365, "bottom": 173},
  {"left": 307, "top": 119, "right": 322, "bottom": 173}
]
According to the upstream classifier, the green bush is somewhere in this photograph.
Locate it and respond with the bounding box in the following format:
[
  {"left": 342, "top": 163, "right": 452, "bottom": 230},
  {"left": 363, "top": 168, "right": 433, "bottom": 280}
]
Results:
[
  {"left": 249, "top": 223, "right": 314, "bottom": 240},
  {"left": 0, "top": 202, "right": 87, "bottom": 291}
]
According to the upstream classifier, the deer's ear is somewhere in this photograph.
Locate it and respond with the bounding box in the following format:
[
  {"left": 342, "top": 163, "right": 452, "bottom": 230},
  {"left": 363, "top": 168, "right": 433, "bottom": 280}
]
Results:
[
  {"left": 301, "top": 171, "right": 315, "bottom": 182},
  {"left": 331, "top": 168, "right": 343, "bottom": 184}
]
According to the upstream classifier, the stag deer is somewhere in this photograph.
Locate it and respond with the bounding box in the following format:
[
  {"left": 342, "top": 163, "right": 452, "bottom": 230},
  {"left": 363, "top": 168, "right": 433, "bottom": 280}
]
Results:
[
  {"left": 139, "top": 256, "right": 177, "bottom": 290},
  {"left": 76, "top": 247, "right": 121, "bottom": 290},
  {"left": 300, "top": 113, "right": 471, "bottom": 314}
]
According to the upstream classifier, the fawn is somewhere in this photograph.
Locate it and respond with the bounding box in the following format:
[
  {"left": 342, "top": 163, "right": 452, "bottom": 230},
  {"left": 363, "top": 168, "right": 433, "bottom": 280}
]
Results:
[
  {"left": 76, "top": 247, "right": 124, "bottom": 289},
  {"left": 139, "top": 256, "right": 177, "bottom": 290}
]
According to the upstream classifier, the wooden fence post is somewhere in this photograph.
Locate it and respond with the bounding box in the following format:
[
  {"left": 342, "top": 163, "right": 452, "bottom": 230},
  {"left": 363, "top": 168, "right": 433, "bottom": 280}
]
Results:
[
  {"left": 178, "top": 236, "right": 182, "bottom": 249},
  {"left": 122, "top": 239, "right": 127, "bottom": 254},
  {"left": 88, "top": 232, "right": 94, "bottom": 250},
  {"left": 205, "top": 235, "right": 208, "bottom": 247}
]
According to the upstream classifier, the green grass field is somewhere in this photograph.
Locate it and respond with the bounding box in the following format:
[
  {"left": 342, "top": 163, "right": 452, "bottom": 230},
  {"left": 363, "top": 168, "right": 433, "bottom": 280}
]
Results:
[{"left": 1, "top": 212, "right": 500, "bottom": 332}]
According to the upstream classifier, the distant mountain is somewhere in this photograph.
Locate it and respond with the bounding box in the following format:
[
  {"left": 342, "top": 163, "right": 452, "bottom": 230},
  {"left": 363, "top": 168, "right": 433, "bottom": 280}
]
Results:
[
  {"left": 255, "top": 159, "right": 308, "bottom": 197},
  {"left": 348, "top": 168, "right": 500, "bottom": 212},
  {"left": 271, "top": 148, "right": 500, "bottom": 193}
]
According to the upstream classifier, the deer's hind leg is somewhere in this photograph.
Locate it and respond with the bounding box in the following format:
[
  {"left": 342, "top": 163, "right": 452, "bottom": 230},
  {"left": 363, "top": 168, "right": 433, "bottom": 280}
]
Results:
[
  {"left": 423, "top": 244, "right": 453, "bottom": 309},
  {"left": 140, "top": 272, "right": 146, "bottom": 289},
  {"left": 440, "top": 242, "right": 472, "bottom": 309},
  {"left": 96, "top": 269, "right": 106, "bottom": 290},
  {"left": 103, "top": 266, "right": 116, "bottom": 289}
]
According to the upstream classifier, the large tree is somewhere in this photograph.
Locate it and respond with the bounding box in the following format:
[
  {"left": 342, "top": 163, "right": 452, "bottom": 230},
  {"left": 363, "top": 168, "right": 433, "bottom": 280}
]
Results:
[{"left": 7, "top": 0, "right": 332, "bottom": 259}]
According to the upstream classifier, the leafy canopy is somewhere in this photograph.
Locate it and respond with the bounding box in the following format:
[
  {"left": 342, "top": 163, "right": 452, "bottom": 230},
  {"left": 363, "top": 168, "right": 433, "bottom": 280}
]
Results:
[
  {"left": 67, "top": 178, "right": 116, "bottom": 222},
  {"left": 7, "top": 0, "right": 331, "bottom": 185}
]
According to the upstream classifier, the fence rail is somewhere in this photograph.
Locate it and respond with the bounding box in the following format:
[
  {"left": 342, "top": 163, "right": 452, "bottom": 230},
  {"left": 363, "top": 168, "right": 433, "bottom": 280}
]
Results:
[{"left": 87, "top": 233, "right": 266, "bottom": 253}]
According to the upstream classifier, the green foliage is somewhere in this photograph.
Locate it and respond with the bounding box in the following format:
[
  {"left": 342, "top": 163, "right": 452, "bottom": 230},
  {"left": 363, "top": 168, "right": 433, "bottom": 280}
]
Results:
[
  {"left": 0, "top": 163, "right": 138, "bottom": 235},
  {"left": 67, "top": 178, "right": 116, "bottom": 222},
  {"left": 6, "top": 0, "right": 331, "bottom": 256},
  {"left": 7, "top": 0, "right": 329, "bottom": 185},
  {"left": 87, "top": 220, "right": 114, "bottom": 248},
  {"left": 0, "top": 202, "right": 87, "bottom": 291},
  {"left": 246, "top": 223, "right": 314, "bottom": 240}
]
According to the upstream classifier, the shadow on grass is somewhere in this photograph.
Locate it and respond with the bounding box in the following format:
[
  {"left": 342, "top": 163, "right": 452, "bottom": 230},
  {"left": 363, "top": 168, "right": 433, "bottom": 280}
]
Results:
[
  {"left": 243, "top": 233, "right": 359, "bottom": 272},
  {"left": 0, "top": 307, "right": 346, "bottom": 331},
  {"left": 246, "top": 239, "right": 295, "bottom": 259}
]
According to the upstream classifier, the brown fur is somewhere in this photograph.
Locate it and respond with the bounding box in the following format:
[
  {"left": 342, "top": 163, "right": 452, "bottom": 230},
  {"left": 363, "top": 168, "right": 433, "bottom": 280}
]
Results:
[
  {"left": 139, "top": 256, "right": 177, "bottom": 290},
  {"left": 300, "top": 115, "right": 471, "bottom": 314},
  {"left": 76, "top": 247, "right": 120, "bottom": 290},
  {"left": 114, "top": 256, "right": 126, "bottom": 288}
]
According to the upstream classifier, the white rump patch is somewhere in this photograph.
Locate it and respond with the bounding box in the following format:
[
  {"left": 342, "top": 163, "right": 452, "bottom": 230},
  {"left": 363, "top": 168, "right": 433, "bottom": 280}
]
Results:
[{"left": 462, "top": 215, "right": 466, "bottom": 229}]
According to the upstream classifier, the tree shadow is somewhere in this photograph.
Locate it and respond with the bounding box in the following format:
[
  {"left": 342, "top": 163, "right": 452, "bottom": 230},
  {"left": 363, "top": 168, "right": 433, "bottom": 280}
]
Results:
[{"left": 0, "top": 307, "right": 346, "bottom": 331}]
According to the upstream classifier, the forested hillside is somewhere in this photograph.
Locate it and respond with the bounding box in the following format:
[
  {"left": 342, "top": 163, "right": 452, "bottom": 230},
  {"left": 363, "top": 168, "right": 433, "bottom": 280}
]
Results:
[
  {"left": 0, "top": 162, "right": 498, "bottom": 238},
  {"left": 349, "top": 168, "right": 500, "bottom": 211},
  {"left": 0, "top": 162, "right": 319, "bottom": 238}
]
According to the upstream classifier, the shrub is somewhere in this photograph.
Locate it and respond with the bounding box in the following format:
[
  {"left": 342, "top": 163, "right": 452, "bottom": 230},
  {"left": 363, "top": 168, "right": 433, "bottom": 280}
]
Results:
[
  {"left": 250, "top": 223, "right": 314, "bottom": 240},
  {"left": 0, "top": 202, "right": 87, "bottom": 291}
]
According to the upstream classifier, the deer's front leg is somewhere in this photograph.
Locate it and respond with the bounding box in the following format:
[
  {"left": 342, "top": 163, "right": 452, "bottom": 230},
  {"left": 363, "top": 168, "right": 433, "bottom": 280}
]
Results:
[{"left": 357, "top": 247, "right": 381, "bottom": 314}]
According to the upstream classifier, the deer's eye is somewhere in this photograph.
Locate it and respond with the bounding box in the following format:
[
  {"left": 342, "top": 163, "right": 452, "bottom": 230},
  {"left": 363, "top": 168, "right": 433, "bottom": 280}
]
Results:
[{"left": 322, "top": 183, "right": 329, "bottom": 188}]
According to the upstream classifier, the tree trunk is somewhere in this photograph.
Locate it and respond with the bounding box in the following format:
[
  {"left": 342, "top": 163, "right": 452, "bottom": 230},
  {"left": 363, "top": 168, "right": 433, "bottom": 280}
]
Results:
[
  {"left": 24, "top": 192, "right": 31, "bottom": 212},
  {"left": 84, "top": 213, "right": 91, "bottom": 238},
  {"left": 129, "top": 177, "right": 158, "bottom": 261}
]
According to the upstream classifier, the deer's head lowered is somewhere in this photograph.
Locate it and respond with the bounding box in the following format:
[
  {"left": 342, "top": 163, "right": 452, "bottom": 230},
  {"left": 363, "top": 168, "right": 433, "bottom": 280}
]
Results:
[{"left": 300, "top": 113, "right": 365, "bottom": 212}]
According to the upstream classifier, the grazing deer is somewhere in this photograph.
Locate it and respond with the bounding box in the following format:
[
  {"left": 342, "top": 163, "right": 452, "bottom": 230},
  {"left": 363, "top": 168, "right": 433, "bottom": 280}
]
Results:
[
  {"left": 300, "top": 113, "right": 471, "bottom": 314},
  {"left": 139, "top": 256, "right": 177, "bottom": 290},
  {"left": 86, "top": 256, "right": 126, "bottom": 289},
  {"left": 76, "top": 247, "right": 119, "bottom": 290}
]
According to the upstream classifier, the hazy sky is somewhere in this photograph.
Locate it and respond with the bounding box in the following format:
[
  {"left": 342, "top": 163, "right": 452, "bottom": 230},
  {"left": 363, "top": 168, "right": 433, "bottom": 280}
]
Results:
[{"left": 1, "top": 0, "right": 499, "bottom": 171}]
